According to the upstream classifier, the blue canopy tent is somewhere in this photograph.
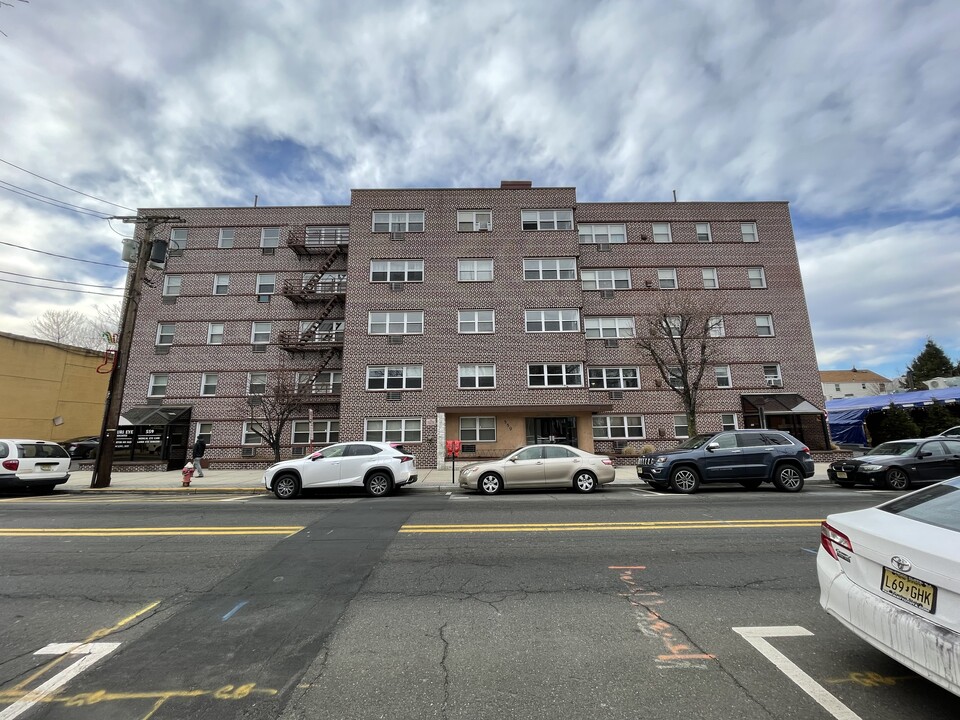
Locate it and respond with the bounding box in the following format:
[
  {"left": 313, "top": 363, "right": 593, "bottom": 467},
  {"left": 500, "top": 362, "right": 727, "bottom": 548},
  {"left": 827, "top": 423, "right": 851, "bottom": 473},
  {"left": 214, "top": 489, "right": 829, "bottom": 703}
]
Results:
[{"left": 826, "top": 388, "right": 960, "bottom": 445}]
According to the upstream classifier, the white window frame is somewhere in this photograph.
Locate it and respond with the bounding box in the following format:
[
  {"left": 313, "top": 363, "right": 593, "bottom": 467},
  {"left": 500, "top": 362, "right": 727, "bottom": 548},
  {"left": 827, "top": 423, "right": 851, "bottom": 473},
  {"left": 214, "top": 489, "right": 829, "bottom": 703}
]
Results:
[
  {"left": 372, "top": 211, "right": 424, "bottom": 233},
  {"left": 370, "top": 259, "right": 424, "bottom": 283},
  {"left": 527, "top": 363, "right": 583, "bottom": 388},
  {"left": 763, "top": 364, "right": 783, "bottom": 385},
  {"left": 256, "top": 273, "right": 276, "bottom": 294},
  {"left": 200, "top": 372, "right": 218, "bottom": 396},
  {"left": 207, "top": 323, "right": 224, "bottom": 345},
  {"left": 525, "top": 309, "right": 580, "bottom": 333},
  {"left": 695, "top": 223, "right": 712, "bottom": 243},
  {"left": 578, "top": 224, "right": 626, "bottom": 244},
  {"left": 306, "top": 226, "right": 349, "bottom": 246},
  {"left": 298, "top": 320, "right": 344, "bottom": 342},
  {"left": 460, "top": 416, "right": 496, "bottom": 442},
  {"left": 296, "top": 371, "right": 342, "bottom": 395},
  {"left": 155, "top": 323, "right": 175, "bottom": 346},
  {"left": 664, "top": 316, "right": 682, "bottom": 338},
  {"left": 458, "top": 259, "right": 493, "bottom": 282},
  {"left": 162, "top": 275, "right": 182, "bottom": 297},
  {"left": 196, "top": 422, "right": 213, "bottom": 443},
  {"left": 674, "top": 414, "right": 690, "bottom": 438},
  {"left": 250, "top": 321, "right": 272, "bottom": 344},
  {"left": 523, "top": 258, "right": 577, "bottom": 281},
  {"left": 169, "top": 228, "right": 187, "bottom": 254},
  {"left": 585, "top": 317, "right": 636, "bottom": 339},
  {"left": 213, "top": 274, "right": 230, "bottom": 295},
  {"left": 458, "top": 310, "right": 495, "bottom": 334},
  {"left": 592, "top": 415, "right": 646, "bottom": 439},
  {"left": 667, "top": 366, "right": 683, "bottom": 389},
  {"left": 521, "top": 209, "right": 574, "bottom": 231},
  {"left": 588, "top": 367, "right": 640, "bottom": 389},
  {"left": 260, "top": 227, "right": 281, "bottom": 248},
  {"left": 247, "top": 372, "right": 267, "bottom": 395},
  {"left": 366, "top": 365, "right": 423, "bottom": 391},
  {"left": 458, "top": 364, "right": 496, "bottom": 389},
  {"left": 748, "top": 267, "right": 767, "bottom": 288},
  {"left": 755, "top": 315, "right": 775, "bottom": 336},
  {"left": 652, "top": 222, "right": 672, "bottom": 243},
  {"left": 148, "top": 373, "right": 168, "bottom": 397},
  {"left": 364, "top": 418, "right": 423, "bottom": 443},
  {"left": 582, "top": 269, "right": 631, "bottom": 290},
  {"left": 708, "top": 316, "right": 726, "bottom": 338},
  {"left": 218, "top": 228, "right": 235, "bottom": 249},
  {"left": 741, "top": 222, "right": 759, "bottom": 243},
  {"left": 721, "top": 413, "right": 739, "bottom": 431},
  {"left": 291, "top": 419, "right": 340, "bottom": 445},
  {"left": 242, "top": 421, "right": 265, "bottom": 445},
  {"left": 715, "top": 365, "right": 732, "bottom": 388},
  {"left": 702, "top": 268, "right": 718, "bottom": 289},
  {"left": 657, "top": 268, "right": 678, "bottom": 290},
  {"left": 368, "top": 311, "right": 424, "bottom": 335},
  {"left": 457, "top": 210, "right": 493, "bottom": 232}
]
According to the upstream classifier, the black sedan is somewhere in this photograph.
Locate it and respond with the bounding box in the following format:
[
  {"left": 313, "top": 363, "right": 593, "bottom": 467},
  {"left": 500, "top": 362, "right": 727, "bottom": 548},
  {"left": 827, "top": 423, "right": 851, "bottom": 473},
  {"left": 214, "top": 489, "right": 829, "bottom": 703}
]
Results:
[
  {"left": 60, "top": 436, "right": 99, "bottom": 459},
  {"left": 828, "top": 437, "right": 960, "bottom": 490}
]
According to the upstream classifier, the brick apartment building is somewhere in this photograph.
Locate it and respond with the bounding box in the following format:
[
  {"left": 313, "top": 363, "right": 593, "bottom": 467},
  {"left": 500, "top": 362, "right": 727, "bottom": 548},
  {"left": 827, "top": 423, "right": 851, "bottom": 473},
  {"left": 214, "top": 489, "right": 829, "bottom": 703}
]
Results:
[{"left": 120, "top": 181, "right": 828, "bottom": 469}]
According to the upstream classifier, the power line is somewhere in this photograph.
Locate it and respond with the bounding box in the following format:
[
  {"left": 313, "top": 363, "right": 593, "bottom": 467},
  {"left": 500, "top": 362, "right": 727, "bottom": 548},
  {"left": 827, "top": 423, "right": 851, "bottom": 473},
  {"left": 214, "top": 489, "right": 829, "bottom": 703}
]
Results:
[
  {"left": 0, "top": 269, "right": 125, "bottom": 289},
  {"left": 0, "top": 240, "right": 127, "bottom": 268},
  {"left": 0, "top": 277, "right": 124, "bottom": 297},
  {"left": 107, "top": 219, "right": 133, "bottom": 238},
  {"left": 0, "top": 183, "right": 112, "bottom": 219},
  {"left": 0, "top": 156, "right": 136, "bottom": 212},
  {"left": 0, "top": 179, "right": 113, "bottom": 219}
]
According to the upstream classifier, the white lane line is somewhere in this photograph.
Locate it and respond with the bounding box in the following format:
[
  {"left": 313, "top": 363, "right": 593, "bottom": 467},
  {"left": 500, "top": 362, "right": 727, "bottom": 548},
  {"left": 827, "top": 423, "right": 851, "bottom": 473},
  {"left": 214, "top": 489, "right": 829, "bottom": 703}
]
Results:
[
  {"left": 219, "top": 495, "right": 259, "bottom": 502},
  {"left": 733, "top": 626, "right": 861, "bottom": 720}
]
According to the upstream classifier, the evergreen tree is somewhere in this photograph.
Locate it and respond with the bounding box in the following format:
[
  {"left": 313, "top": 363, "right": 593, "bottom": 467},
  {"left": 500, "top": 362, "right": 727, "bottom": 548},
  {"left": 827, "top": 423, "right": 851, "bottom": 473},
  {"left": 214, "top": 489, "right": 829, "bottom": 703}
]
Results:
[
  {"left": 907, "top": 339, "right": 955, "bottom": 388},
  {"left": 916, "top": 403, "right": 957, "bottom": 437},
  {"left": 867, "top": 403, "right": 920, "bottom": 445}
]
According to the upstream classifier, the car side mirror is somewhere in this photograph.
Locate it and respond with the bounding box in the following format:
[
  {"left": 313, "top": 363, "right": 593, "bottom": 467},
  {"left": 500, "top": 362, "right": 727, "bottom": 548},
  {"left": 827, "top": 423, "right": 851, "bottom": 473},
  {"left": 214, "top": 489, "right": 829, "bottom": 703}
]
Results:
[
  {"left": 706, "top": 442, "right": 720, "bottom": 452},
  {"left": 508, "top": 457, "right": 517, "bottom": 463},
  {"left": 309, "top": 452, "right": 324, "bottom": 461},
  {"left": 917, "top": 451, "right": 931, "bottom": 458}
]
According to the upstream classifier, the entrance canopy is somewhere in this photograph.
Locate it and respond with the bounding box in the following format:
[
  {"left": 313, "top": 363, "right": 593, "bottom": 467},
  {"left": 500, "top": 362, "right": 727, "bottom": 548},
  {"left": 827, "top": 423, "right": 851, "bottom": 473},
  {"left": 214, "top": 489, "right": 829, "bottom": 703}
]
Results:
[
  {"left": 826, "top": 388, "right": 960, "bottom": 445},
  {"left": 120, "top": 405, "right": 193, "bottom": 426},
  {"left": 741, "top": 394, "right": 822, "bottom": 415}
]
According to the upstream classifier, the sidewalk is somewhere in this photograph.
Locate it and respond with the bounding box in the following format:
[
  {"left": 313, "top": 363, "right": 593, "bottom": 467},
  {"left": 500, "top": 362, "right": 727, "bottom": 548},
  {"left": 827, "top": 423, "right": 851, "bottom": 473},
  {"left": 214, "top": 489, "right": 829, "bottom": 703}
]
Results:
[{"left": 59, "top": 464, "right": 833, "bottom": 495}]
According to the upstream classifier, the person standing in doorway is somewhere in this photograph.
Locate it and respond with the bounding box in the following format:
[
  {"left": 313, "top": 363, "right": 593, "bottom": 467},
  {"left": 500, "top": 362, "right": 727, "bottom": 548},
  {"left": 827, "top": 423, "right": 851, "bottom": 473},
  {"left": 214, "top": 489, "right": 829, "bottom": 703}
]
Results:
[{"left": 192, "top": 437, "right": 207, "bottom": 477}]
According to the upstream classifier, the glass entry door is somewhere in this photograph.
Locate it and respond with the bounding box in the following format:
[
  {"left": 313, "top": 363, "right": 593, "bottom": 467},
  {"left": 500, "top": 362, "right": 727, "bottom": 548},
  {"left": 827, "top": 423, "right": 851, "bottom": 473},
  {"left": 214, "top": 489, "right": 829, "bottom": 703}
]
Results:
[{"left": 525, "top": 417, "right": 578, "bottom": 447}]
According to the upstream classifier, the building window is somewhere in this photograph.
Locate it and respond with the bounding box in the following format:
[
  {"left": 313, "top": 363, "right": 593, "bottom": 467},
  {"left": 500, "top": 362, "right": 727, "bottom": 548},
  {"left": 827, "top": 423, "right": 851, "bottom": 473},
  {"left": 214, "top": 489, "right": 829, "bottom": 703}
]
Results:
[
  {"left": 582, "top": 269, "right": 631, "bottom": 290},
  {"left": 652, "top": 223, "right": 672, "bottom": 243},
  {"left": 458, "top": 259, "right": 493, "bottom": 282},
  {"left": 155, "top": 323, "right": 175, "bottom": 346},
  {"left": 162, "top": 275, "right": 182, "bottom": 297},
  {"left": 715, "top": 365, "right": 732, "bottom": 388},
  {"left": 218, "top": 228, "right": 234, "bottom": 249},
  {"left": 592, "top": 415, "right": 645, "bottom": 439},
  {"left": 579, "top": 224, "right": 626, "bottom": 244},
  {"left": 588, "top": 367, "right": 640, "bottom": 389},
  {"left": 372, "top": 211, "right": 424, "bottom": 232},
  {"left": 169, "top": 228, "right": 187, "bottom": 254},
  {"left": 721, "top": 414, "right": 738, "bottom": 431},
  {"left": 755, "top": 315, "right": 775, "bottom": 336},
  {"left": 748, "top": 267, "right": 767, "bottom": 288},
  {"left": 521, "top": 209, "right": 573, "bottom": 231},
  {"left": 292, "top": 419, "right": 339, "bottom": 445},
  {"left": 365, "top": 418, "right": 422, "bottom": 443},
  {"left": 657, "top": 268, "right": 678, "bottom": 289},
  {"left": 708, "top": 316, "right": 726, "bottom": 337},
  {"left": 296, "top": 371, "right": 342, "bottom": 395},
  {"left": 213, "top": 274, "right": 230, "bottom": 295},
  {"left": 370, "top": 259, "right": 424, "bottom": 282},
  {"left": 256, "top": 273, "right": 276, "bottom": 295},
  {"left": 196, "top": 422, "right": 213, "bottom": 443},
  {"left": 457, "top": 211, "right": 492, "bottom": 231},
  {"left": 528, "top": 363, "right": 583, "bottom": 387},
  {"left": 206, "top": 323, "right": 224, "bottom": 345},
  {"left": 242, "top": 421, "right": 265, "bottom": 445},
  {"left": 306, "top": 226, "right": 349, "bottom": 246},
  {"left": 458, "top": 310, "right": 495, "bottom": 334},
  {"left": 366, "top": 365, "right": 423, "bottom": 391},
  {"left": 741, "top": 222, "right": 758, "bottom": 243},
  {"left": 695, "top": 223, "right": 712, "bottom": 243},
  {"left": 702, "top": 268, "right": 718, "bottom": 289},
  {"left": 251, "top": 321, "right": 272, "bottom": 344},
  {"left": 667, "top": 366, "right": 683, "bottom": 389},
  {"left": 247, "top": 372, "right": 267, "bottom": 395},
  {"left": 525, "top": 309, "right": 580, "bottom": 333},
  {"left": 834, "top": 383, "right": 841, "bottom": 391},
  {"left": 763, "top": 364, "right": 783, "bottom": 387},
  {"left": 674, "top": 415, "right": 690, "bottom": 438},
  {"left": 663, "top": 316, "right": 682, "bottom": 337},
  {"left": 260, "top": 227, "right": 281, "bottom": 248},
  {"left": 460, "top": 417, "right": 496, "bottom": 442},
  {"left": 299, "top": 320, "right": 344, "bottom": 342},
  {"left": 200, "top": 373, "right": 218, "bottom": 396},
  {"left": 523, "top": 258, "right": 577, "bottom": 281},
  {"left": 584, "top": 317, "right": 635, "bottom": 338},
  {"left": 148, "top": 373, "right": 168, "bottom": 397},
  {"left": 302, "top": 272, "right": 346, "bottom": 291},
  {"left": 459, "top": 364, "right": 495, "bottom": 389},
  {"left": 368, "top": 311, "right": 424, "bottom": 335}
]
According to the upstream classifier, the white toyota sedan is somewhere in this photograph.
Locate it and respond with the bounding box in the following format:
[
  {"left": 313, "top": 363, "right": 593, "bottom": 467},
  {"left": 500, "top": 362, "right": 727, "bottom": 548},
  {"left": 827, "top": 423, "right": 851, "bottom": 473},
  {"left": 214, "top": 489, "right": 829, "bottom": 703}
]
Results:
[{"left": 818, "top": 477, "right": 960, "bottom": 697}]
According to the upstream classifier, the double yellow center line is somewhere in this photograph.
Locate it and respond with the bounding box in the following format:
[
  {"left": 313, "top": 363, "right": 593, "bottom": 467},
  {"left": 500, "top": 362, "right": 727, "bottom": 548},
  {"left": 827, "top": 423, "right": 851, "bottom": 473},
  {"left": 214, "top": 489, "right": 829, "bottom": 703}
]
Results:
[
  {"left": 0, "top": 526, "right": 303, "bottom": 537},
  {"left": 400, "top": 519, "right": 824, "bottom": 534}
]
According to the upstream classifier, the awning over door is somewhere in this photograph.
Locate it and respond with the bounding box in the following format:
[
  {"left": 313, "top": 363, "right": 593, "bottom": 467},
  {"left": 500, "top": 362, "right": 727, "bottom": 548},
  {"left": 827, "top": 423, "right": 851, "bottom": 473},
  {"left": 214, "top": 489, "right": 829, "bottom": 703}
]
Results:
[
  {"left": 740, "top": 394, "right": 822, "bottom": 415},
  {"left": 120, "top": 405, "right": 193, "bottom": 426}
]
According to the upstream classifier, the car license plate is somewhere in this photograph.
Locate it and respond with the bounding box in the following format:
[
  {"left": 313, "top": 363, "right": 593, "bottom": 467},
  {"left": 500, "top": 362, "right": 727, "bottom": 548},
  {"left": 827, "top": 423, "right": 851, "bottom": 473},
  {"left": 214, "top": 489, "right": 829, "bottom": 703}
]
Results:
[
  {"left": 37, "top": 464, "right": 55, "bottom": 471},
  {"left": 881, "top": 567, "right": 937, "bottom": 613},
  {"left": 836, "top": 471, "right": 847, "bottom": 478}
]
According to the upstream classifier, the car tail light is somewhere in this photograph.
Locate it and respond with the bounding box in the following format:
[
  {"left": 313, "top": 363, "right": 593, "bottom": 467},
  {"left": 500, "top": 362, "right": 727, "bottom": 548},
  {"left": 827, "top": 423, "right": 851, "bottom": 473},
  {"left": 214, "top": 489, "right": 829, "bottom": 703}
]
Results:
[
  {"left": 397, "top": 455, "right": 414, "bottom": 464},
  {"left": 2, "top": 459, "right": 18, "bottom": 471},
  {"left": 802, "top": 446, "right": 811, "bottom": 454},
  {"left": 820, "top": 521, "right": 853, "bottom": 559},
  {"left": 602, "top": 458, "right": 614, "bottom": 465}
]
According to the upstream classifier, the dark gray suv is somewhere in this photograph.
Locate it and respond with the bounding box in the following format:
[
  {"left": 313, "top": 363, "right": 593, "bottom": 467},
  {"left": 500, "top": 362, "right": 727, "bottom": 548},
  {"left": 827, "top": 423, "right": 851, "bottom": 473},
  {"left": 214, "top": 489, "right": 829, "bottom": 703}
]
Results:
[{"left": 636, "top": 429, "right": 815, "bottom": 494}]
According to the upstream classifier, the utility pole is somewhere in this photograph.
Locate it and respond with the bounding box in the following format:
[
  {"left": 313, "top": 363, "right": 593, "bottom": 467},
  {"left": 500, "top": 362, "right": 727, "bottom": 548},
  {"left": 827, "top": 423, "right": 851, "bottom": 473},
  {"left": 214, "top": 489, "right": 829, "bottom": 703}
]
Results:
[{"left": 91, "top": 214, "right": 183, "bottom": 488}]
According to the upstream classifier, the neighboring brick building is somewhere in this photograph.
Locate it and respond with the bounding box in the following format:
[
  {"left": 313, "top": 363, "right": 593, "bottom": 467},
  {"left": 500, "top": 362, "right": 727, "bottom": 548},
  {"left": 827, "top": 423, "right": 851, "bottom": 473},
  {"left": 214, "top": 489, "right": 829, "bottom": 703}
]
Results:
[{"left": 121, "top": 181, "right": 828, "bottom": 469}]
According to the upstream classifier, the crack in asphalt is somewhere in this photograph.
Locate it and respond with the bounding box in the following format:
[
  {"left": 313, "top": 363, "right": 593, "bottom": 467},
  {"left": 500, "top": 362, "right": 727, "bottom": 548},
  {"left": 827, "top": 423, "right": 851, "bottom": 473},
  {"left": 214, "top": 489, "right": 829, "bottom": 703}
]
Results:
[{"left": 438, "top": 622, "right": 451, "bottom": 719}]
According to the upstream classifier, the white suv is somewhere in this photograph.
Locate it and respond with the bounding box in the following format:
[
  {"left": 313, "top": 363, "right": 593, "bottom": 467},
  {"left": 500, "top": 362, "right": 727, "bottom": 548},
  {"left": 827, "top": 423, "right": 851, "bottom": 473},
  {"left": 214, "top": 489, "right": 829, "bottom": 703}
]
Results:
[
  {"left": 263, "top": 441, "right": 418, "bottom": 499},
  {"left": 0, "top": 439, "right": 72, "bottom": 493}
]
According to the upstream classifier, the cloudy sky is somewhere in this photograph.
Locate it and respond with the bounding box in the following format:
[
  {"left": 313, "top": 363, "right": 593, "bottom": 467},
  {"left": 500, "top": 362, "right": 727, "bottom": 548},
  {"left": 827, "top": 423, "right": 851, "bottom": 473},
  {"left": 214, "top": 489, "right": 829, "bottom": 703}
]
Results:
[{"left": 1, "top": 0, "right": 958, "bottom": 380}]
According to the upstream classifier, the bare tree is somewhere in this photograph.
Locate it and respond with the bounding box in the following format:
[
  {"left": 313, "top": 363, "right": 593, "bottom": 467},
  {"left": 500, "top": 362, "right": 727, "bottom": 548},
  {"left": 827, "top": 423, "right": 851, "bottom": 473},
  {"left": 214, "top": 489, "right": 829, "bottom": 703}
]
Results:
[
  {"left": 636, "top": 293, "right": 725, "bottom": 436},
  {"left": 32, "top": 309, "right": 93, "bottom": 347},
  {"left": 0, "top": 0, "right": 29, "bottom": 38},
  {"left": 239, "top": 374, "right": 307, "bottom": 463}
]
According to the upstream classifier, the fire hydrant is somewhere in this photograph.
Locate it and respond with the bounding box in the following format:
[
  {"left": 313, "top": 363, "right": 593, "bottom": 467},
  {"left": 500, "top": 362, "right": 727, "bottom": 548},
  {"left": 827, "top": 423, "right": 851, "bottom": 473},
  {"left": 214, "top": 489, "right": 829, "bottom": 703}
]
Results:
[{"left": 181, "top": 461, "right": 195, "bottom": 487}]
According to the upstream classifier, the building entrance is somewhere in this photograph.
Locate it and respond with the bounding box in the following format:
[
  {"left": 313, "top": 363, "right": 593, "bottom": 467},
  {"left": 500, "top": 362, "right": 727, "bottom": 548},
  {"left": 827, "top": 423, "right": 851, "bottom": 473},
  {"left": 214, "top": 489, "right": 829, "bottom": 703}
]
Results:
[{"left": 525, "top": 417, "right": 578, "bottom": 447}]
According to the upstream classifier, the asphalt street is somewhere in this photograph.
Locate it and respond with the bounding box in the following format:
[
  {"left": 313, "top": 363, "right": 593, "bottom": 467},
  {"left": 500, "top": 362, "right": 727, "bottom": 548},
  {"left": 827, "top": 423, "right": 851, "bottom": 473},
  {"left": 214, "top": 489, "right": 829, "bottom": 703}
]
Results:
[{"left": 0, "top": 484, "right": 955, "bottom": 719}]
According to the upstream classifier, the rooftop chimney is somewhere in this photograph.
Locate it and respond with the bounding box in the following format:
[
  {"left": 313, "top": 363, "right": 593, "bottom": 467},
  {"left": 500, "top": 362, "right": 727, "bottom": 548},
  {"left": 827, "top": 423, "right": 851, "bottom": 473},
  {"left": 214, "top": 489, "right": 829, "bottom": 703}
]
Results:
[{"left": 501, "top": 180, "right": 532, "bottom": 188}]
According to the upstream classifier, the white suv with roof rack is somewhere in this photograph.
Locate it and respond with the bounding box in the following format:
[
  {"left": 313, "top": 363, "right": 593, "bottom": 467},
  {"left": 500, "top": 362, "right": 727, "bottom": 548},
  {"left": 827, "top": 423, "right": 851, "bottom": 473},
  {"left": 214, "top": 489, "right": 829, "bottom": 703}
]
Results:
[{"left": 0, "top": 439, "right": 72, "bottom": 493}]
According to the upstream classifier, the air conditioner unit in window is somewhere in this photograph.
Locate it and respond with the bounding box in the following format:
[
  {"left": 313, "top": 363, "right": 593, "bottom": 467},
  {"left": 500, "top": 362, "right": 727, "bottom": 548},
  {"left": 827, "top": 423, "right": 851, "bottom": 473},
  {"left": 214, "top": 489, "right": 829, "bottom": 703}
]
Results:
[
  {"left": 597, "top": 243, "right": 610, "bottom": 252},
  {"left": 257, "top": 294, "right": 271, "bottom": 303},
  {"left": 603, "top": 338, "right": 619, "bottom": 348},
  {"left": 766, "top": 379, "right": 783, "bottom": 388},
  {"left": 387, "top": 335, "right": 404, "bottom": 345},
  {"left": 613, "top": 440, "right": 628, "bottom": 451},
  {"left": 241, "top": 447, "right": 256, "bottom": 457},
  {"left": 390, "top": 282, "right": 404, "bottom": 292},
  {"left": 389, "top": 232, "right": 405, "bottom": 241},
  {"left": 262, "top": 247, "right": 276, "bottom": 256},
  {"left": 154, "top": 345, "right": 170, "bottom": 355},
  {"left": 476, "top": 223, "right": 491, "bottom": 231},
  {"left": 600, "top": 289, "right": 615, "bottom": 299},
  {"left": 608, "top": 390, "right": 624, "bottom": 400},
  {"left": 252, "top": 344, "right": 267, "bottom": 353},
  {"left": 386, "top": 391, "right": 402, "bottom": 401},
  {"left": 291, "top": 447, "right": 306, "bottom": 457}
]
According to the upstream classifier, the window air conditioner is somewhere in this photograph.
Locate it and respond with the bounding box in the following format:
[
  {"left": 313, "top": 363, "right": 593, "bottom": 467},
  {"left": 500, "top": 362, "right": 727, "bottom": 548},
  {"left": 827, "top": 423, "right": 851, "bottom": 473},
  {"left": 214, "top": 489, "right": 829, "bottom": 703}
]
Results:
[
  {"left": 597, "top": 243, "right": 611, "bottom": 252},
  {"left": 389, "top": 232, "right": 405, "bottom": 241},
  {"left": 387, "top": 335, "right": 404, "bottom": 345},
  {"left": 477, "top": 223, "right": 491, "bottom": 231},
  {"left": 603, "top": 338, "right": 619, "bottom": 348},
  {"left": 390, "top": 282, "right": 404, "bottom": 292},
  {"left": 241, "top": 447, "right": 256, "bottom": 457},
  {"left": 766, "top": 379, "right": 782, "bottom": 387},
  {"left": 600, "top": 289, "right": 615, "bottom": 299},
  {"left": 608, "top": 390, "right": 624, "bottom": 400},
  {"left": 386, "top": 392, "right": 402, "bottom": 401}
]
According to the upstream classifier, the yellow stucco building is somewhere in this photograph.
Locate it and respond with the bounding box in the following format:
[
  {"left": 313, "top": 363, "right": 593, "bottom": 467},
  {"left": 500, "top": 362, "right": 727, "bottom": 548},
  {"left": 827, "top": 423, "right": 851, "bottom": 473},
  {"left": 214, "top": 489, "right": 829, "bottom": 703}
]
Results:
[{"left": 0, "top": 332, "right": 110, "bottom": 441}]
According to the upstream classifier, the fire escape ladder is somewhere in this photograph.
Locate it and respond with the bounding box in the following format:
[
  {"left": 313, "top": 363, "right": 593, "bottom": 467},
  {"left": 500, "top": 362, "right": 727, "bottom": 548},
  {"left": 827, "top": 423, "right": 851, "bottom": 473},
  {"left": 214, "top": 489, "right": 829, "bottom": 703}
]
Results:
[{"left": 299, "top": 297, "right": 341, "bottom": 343}]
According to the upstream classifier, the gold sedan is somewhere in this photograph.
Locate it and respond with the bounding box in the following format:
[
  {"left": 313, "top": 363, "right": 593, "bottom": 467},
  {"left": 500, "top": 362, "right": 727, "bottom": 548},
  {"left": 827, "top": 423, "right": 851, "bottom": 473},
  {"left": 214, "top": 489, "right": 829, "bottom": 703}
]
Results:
[{"left": 458, "top": 444, "right": 616, "bottom": 495}]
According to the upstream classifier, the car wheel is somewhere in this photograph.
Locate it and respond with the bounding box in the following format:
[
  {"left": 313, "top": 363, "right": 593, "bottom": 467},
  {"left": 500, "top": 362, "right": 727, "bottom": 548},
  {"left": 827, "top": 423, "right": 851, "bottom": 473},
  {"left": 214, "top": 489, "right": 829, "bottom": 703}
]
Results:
[
  {"left": 573, "top": 471, "right": 597, "bottom": 493},
  {"left": 773, "top": 464, "right": 804, "bottom": 492},
  {"left": 273, "top": 473, "right": 300, "bottom": 500},
  {"left": 669, "top": 466, "right": 700, "bottom": 494},
  {"left": 365, "top": 472, "right": 393, "bottom": 497},
  {"left": 883, "top": 468, "right": 911, "bottom": 491},
  {"left": 739, "top": 479, "right": 763, "bottom": 490},
  {"left": 478, "top": 472, "right": 503, "bottom": 495}
]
